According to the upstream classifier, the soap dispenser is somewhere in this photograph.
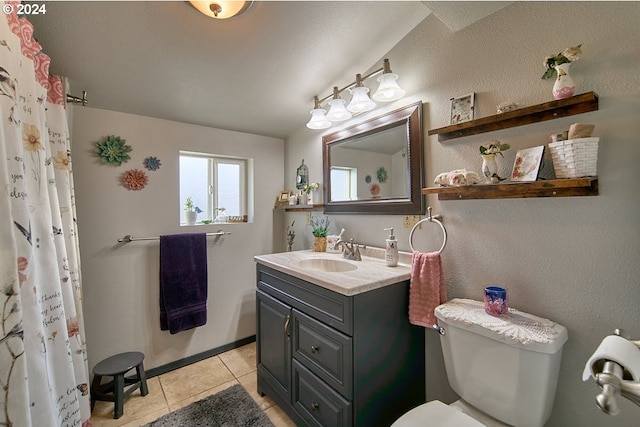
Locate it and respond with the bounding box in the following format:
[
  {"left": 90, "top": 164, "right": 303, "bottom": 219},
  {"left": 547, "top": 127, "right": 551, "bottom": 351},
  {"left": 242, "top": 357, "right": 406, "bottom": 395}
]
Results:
[{"left": 384, "top": 228, "right": 399, "bottom": 267}]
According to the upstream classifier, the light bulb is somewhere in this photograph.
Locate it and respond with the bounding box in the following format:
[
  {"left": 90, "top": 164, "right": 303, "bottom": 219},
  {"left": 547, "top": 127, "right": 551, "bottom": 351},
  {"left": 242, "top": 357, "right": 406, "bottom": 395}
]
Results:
[
  {"left": 372, "top": 73, "right": 405, "bottom": 102},
  {"left": 347, "top": 86, "right": 376, "bottom": 114},
  {"left": 326, "top": 99, "right": 352, "bottom": 122}
]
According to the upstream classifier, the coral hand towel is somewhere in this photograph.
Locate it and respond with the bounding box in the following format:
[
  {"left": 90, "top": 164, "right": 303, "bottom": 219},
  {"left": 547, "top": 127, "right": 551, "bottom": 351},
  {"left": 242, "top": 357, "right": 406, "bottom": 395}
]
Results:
[
  {"left": 409, "top": 251, "right": 447, "bottom": 327},
  {"left": 159, "top": 233, "right": 208, "bottom": 334}
]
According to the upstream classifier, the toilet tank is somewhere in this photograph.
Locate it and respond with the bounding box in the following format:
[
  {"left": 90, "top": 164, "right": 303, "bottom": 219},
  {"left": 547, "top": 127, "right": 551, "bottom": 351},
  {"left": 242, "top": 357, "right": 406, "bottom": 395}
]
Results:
[{"left": 435, "top": 299, "right": 568, "bottom": 427}]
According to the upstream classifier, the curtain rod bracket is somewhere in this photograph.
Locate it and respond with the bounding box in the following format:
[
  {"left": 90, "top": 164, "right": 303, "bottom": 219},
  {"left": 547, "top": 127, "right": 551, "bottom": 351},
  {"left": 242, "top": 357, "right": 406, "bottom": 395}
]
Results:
[{"left": 66, "top": 90, "right": 88, "bottom": 106}]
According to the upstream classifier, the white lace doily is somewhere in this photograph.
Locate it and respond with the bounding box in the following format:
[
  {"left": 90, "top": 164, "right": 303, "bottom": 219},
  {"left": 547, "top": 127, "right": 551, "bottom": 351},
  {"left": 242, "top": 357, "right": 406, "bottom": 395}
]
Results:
[{"left": 435, "top": 298, "right": 562, "bottom": 346}]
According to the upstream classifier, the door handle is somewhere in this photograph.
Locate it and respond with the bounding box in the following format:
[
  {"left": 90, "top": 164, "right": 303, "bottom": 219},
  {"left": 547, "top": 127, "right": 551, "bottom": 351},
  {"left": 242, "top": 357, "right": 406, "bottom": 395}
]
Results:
[{"left": 284, "top": 314, "right": 291, "bottom": 341}]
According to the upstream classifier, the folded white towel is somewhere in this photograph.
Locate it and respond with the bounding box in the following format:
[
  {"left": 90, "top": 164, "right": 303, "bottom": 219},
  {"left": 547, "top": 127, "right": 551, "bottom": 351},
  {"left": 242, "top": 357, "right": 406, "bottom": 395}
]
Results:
[{"left": 434, "top": 169, "right": 481, "bottom": 187}]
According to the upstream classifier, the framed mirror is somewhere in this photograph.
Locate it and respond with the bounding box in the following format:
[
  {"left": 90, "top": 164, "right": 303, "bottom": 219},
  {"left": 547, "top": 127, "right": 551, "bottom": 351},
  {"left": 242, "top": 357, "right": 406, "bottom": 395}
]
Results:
[{"left": 323, "top": 102, "right": 424, "bottom": 214}]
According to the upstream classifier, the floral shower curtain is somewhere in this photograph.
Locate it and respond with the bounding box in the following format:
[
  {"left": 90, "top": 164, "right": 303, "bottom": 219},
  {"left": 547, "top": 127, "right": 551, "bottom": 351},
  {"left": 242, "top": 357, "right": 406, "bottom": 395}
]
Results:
[{"left": 0, "top": 3, "right": 91, "bottom": 426}]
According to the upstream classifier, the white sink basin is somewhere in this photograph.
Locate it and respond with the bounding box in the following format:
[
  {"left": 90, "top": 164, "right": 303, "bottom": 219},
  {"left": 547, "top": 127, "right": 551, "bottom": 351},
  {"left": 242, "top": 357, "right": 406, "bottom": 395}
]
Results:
[{"left": 296, "top": 258, "right": 358, "bottom": 273}]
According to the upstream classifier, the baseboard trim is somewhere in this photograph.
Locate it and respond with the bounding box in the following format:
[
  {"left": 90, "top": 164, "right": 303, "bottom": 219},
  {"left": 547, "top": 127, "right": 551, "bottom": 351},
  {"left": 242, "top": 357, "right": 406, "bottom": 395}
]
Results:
[{"left": 145, "top": 335, "right": 256, "bottom": 378}]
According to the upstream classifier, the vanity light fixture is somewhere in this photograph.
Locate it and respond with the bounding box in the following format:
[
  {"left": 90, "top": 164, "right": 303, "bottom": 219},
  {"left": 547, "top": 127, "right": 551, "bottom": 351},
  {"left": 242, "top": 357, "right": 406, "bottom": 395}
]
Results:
[
  {"left": 306, "top": 58, "right": 406, "bottom": 130},
  {"left": 189, "top": 1, "right": 253, "bottom": 20}
]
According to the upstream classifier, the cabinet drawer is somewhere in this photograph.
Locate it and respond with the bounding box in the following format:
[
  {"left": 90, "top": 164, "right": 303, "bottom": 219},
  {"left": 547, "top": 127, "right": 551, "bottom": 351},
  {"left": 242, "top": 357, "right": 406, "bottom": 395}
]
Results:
[
  {"left": 293, "top": 359, "right": 352, "bottom": 427},
  {"left": 293, "top": 309, "right": 352, "bottom": 399},
  {"left": 257, "top": 265, "right": 352, "bottom": 335}
]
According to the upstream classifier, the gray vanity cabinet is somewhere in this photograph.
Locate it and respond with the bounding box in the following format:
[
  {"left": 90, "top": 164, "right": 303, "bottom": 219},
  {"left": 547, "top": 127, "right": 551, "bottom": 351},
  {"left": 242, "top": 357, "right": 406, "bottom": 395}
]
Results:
[{"left": 256, "top": 264, "right": 425, "bottom": 427}]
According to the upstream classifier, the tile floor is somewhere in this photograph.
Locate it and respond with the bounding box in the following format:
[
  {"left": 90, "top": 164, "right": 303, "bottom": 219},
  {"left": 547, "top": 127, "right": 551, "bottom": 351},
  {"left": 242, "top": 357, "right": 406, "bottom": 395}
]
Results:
[{"left": 90, "top": 342, "right": 296, "bottom": 427}]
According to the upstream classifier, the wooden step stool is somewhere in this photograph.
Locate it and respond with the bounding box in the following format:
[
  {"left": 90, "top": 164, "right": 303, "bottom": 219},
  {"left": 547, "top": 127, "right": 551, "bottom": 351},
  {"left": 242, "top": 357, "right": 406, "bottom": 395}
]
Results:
[{"left": 91, "top": 351, "right": 149, "bottom": 419}]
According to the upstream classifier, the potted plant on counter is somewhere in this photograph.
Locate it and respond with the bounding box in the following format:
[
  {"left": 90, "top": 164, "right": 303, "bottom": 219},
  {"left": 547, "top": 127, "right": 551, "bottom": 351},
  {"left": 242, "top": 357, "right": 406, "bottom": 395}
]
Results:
[{"left": 311, "top": 215, "right": 331, "bottom": 252}]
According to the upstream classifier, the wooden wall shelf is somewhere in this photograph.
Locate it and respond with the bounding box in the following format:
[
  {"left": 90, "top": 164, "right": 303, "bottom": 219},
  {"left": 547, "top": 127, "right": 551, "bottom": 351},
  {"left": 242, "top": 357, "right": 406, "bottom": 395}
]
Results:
[
  {"left": 422, "top": 177, "right": 598, "bottom": 200},
  {"left": 275, "top": 204, "right": 323, "bottom": 211},
  {"left": 428, "top": 92, "right": 599, "bottom": 141}
]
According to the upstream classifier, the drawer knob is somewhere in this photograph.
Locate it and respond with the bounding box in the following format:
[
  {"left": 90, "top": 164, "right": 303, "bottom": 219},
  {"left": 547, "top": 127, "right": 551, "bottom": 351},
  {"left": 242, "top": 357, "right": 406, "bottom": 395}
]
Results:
[
  {"left": 311, "top": 402, "right": 320, "bottom": 411},
  {"left": 311, "top": 345, "right": 319, "bottom": 353}
]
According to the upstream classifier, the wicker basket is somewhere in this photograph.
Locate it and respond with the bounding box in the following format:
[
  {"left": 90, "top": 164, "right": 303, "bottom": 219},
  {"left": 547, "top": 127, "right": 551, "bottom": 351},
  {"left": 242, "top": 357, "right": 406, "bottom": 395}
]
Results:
[{"left": 548, "top": 137, "right": 599, "bottom": 178}]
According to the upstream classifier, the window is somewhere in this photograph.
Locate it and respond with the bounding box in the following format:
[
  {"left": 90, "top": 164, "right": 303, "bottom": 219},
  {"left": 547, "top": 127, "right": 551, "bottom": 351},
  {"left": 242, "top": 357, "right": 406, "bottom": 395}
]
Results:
[
  {"left": 330, "top": 166, "right": 357, "bottom": 201},
  {"left": 179, "top": 151, "right": 250, "bottom": 224}
]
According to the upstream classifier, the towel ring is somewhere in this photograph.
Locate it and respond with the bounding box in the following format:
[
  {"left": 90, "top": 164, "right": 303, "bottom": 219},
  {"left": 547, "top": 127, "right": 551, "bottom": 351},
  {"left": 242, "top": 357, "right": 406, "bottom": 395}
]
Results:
[{"left": 409, "top": 208, "right": 447, "bottom": 254}]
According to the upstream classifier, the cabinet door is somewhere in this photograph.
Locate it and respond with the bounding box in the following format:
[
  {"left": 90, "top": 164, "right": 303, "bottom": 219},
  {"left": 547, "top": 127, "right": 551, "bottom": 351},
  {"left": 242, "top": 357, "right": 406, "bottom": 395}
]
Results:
[
  {"left": 257, "top": 289, "right": 292, "bottom": 403},
  {"left": 292, "top": 359, "right": 352, "bottom": 427}
]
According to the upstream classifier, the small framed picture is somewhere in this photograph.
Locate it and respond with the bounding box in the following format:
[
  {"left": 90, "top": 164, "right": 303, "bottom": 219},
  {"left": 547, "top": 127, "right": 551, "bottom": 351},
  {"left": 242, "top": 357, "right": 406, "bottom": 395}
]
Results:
[
  {"left": 511, "top": 146, "right": 545, "bottom": 182},
  {"left": 278, "top": 190, "right": 292, "bottom": 204},
  {"left": 450, "top": 93, "right": 475, "bottom": 125}
]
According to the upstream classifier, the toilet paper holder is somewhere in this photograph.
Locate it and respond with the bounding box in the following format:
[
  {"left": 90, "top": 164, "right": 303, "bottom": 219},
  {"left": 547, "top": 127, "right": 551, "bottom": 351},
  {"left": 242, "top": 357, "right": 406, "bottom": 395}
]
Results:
[{"left": 592, "top": 328, "right": 640, "bottom": 416}]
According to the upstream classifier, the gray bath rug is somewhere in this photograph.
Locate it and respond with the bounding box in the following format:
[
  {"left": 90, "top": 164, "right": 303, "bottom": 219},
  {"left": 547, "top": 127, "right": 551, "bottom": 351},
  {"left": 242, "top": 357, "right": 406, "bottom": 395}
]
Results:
[{"left": 143, "top": 384, "right": 274, "bottom": 427}]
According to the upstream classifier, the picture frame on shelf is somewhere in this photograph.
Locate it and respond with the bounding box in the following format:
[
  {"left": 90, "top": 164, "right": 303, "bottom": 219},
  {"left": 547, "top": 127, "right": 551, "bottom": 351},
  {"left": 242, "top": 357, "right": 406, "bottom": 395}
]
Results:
[
  {"left": 277, "top": 190, "right": 292, "bottom": 205},
  {"left": 450, "top": 93, "right": 475, "bottom": 125},
  {"left": 510, "top": 146, "right": 545, "bottom": 182}
]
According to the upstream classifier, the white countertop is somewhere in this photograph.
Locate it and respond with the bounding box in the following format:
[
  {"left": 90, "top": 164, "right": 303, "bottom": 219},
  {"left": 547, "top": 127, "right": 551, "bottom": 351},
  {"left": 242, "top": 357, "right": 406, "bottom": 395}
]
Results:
[{"left": 254, "top": 247, "right": 412, "bottom": 296}]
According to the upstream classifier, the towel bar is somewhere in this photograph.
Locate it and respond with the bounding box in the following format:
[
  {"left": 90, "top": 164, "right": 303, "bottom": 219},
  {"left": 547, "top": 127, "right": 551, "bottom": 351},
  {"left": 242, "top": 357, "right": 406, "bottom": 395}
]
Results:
[{"left": 117, "top": 231, "right": 231, "bottom": 243}]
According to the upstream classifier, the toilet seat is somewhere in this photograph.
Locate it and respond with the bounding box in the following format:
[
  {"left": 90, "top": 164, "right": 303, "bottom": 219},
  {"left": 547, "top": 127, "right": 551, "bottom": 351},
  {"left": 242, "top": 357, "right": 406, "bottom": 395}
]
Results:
[{"left": 391, "top": 400, "right": 486, "bottom": 427}]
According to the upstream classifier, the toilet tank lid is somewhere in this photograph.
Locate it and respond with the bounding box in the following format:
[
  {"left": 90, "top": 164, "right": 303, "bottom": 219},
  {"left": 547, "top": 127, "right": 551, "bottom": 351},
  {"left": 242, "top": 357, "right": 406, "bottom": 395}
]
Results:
[{"left": 435, "top": 299, "right": 568, "bottom": 354}]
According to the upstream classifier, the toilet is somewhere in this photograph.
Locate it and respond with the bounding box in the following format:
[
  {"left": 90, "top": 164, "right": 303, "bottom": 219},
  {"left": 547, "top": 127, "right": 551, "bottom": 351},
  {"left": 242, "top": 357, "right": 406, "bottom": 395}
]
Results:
[{"left": 392, "top": 298, "right": 568, "bottom": 427}]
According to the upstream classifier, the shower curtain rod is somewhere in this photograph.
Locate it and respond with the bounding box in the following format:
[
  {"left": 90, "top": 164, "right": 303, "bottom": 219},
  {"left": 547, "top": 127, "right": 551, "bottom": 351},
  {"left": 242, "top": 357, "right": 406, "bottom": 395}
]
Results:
[
  {"left": 117, "top": 230, "right": 231, "bottom": 243},
  {"left": 66, "top": 90, "right": 87, "bottom": 106}
]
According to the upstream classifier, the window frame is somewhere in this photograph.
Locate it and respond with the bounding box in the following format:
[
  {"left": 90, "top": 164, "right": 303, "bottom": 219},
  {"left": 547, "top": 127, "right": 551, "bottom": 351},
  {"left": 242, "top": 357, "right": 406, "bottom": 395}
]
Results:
[
  {"left": 330, "top": 166, "right": 358, "bottom": 201},
  {"left": 179, "top": 150, "right": 249, "bottom": 224}
]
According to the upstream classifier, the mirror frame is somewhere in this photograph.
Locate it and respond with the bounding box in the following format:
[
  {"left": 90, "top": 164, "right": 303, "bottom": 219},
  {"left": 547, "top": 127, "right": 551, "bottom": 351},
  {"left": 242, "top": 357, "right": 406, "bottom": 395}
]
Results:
[{"left": 322, "top": 101, "right": 424, "bottom": 214}]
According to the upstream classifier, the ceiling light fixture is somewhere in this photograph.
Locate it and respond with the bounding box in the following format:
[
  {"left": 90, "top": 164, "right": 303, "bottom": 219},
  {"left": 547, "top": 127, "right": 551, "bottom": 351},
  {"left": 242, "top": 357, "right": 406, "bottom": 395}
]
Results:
[
  {"left": 189, "top": 1, "right": 253, "bottom": 20},
  {"left": 306, "top": 58, "right": 406, "bottom": 130}
]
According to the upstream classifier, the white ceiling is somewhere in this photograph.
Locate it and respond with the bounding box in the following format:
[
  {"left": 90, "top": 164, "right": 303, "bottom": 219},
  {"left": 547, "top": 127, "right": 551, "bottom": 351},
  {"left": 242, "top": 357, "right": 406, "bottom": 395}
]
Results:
[{"left": 30, "top": 1, "right": 509, "bottom": 139}]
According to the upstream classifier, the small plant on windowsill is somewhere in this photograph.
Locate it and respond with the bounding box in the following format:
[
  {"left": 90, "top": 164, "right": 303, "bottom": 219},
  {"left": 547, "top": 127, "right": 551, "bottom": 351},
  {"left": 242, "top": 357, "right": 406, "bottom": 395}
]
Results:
[
  {"left": 184, "top": 196, "right": 195, "bottom": 211},
  {"left": 184, "top": 196, "right": 202, "bottom": 225}
]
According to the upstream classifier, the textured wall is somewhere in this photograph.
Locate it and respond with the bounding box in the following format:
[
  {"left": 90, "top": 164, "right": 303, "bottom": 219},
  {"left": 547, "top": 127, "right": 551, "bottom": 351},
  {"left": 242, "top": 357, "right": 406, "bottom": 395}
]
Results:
[
  {"left": 71, "top": 107, "right": 284, "bottom": 373},
  {"left": 284, "top": 3, "right": 640, "bottom": 426}
]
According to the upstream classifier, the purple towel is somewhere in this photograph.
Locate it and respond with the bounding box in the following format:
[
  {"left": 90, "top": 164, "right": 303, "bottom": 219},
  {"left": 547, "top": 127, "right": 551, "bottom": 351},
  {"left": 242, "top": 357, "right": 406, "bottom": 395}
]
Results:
[{"left": 159, "top": 233, "right": 208, "bottom": 334}]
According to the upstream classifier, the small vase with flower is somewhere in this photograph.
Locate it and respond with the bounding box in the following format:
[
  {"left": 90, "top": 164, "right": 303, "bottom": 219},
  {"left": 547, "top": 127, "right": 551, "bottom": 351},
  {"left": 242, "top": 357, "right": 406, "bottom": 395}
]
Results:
[
  {"left": 302, "top": 182, "right": 319, "bottom": 205},
  {"left": 479, "top": 140, "right": 510, "bottom": 183},
  {"left": 542, "top": 44, "right": 582, "bottom": 100}
]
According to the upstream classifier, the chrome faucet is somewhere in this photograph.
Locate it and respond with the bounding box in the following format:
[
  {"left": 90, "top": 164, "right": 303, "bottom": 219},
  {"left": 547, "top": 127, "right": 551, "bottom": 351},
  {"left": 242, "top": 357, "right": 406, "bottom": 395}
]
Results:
[{"left": 334, "top": 238, "right": 365, "bottom": 261}]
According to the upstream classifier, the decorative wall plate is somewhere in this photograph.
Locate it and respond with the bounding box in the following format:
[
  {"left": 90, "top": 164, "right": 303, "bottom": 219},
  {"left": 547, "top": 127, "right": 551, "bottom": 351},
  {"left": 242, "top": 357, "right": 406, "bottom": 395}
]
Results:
[
  {"left": 450, "top": 93, "right": 475, "bottom": 125},
  {"left": 95, "top": 135, "right": 132, "bottom": 166}
]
